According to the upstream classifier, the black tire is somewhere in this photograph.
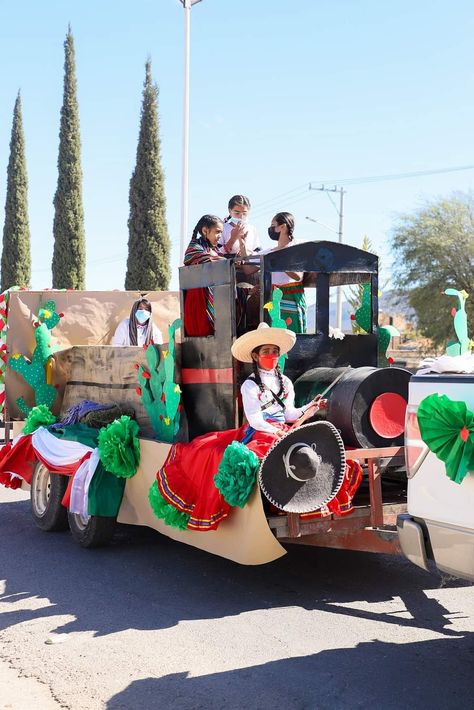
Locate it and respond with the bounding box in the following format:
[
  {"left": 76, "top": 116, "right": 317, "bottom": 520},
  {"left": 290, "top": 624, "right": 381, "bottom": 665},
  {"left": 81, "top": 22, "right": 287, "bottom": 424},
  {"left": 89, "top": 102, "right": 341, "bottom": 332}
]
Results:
[
  {"left": 30, "top": 463, "right": 69, "bottom": 532},
  {"left": 67, "top": 511, "right": 116, "bottom": 549}
]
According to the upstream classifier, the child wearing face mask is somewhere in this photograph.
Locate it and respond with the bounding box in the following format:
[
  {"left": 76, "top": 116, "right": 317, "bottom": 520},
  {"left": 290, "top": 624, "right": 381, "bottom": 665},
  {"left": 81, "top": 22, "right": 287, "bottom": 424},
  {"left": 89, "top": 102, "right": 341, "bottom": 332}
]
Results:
[
  {"left": 112, "top": 298, "right": 163, "bottom": 346},
  {"left": 218, "top": 194, "right": 261, "bottom": 256}
]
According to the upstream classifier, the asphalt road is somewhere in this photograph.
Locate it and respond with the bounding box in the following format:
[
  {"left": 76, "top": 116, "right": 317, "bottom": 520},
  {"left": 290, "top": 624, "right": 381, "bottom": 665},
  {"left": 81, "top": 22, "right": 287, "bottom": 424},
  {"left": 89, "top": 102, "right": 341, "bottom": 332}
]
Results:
[{"left": 1, "top": 486, "right": 473, "bottom": 710}]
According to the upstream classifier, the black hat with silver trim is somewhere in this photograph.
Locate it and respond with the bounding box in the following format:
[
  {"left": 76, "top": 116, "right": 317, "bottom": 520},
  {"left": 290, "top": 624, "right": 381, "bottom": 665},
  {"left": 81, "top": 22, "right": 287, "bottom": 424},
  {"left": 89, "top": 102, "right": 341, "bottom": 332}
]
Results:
[{"left": 258, "top": 421, "right": 346, "bottom": 513}]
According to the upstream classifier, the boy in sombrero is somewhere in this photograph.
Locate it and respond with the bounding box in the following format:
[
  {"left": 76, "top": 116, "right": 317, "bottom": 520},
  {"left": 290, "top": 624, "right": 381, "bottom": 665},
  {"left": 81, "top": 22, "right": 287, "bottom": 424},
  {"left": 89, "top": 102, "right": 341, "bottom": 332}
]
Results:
[{"left": 151, "top": 324, "right": 326, "bottom": 532}]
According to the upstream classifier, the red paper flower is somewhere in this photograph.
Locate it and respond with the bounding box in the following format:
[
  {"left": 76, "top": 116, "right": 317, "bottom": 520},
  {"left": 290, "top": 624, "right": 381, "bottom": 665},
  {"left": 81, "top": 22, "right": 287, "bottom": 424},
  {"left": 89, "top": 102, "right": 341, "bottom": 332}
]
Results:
[
  {"left": 133, "top": 363, "right": 139, "bottom": 370},
  {"left": 388, "top": 356, "right": 394, "bottom": 365},
  {"left": 460, "top": 426, "right": 470, "bottom": 442},
  {"left": 350, "top": 314, "right": 356, "bottom": 321},
  {"left": 135, "top": 386, "right": 142, "bottom": 396},
  {"left": 161, "top": 393, "right": 166, "bottom": 402},
  {"left": 142, "top": 371, "right": 151, "bottom": 379}
]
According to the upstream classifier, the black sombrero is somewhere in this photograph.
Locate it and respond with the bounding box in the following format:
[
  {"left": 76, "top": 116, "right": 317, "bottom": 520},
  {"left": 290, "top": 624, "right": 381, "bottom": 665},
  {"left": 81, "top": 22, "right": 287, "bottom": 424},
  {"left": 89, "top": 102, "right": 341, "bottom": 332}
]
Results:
[{"left": 258, "top": 421, "right": 346, "bottom": 513}]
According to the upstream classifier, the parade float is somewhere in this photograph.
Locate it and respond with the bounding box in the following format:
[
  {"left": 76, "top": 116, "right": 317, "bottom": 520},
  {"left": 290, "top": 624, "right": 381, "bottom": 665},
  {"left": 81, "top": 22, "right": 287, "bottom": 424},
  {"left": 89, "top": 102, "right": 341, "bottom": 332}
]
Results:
[{"left": 0, "top": 241, "right": 411, "bottom": 565}]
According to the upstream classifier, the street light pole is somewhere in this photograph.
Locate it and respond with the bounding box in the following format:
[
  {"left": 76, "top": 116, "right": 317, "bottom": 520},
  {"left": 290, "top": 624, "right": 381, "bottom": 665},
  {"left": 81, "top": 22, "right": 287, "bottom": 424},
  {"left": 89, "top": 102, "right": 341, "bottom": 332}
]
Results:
[
  {"left": 178, "top": 0, "right": 202, "bottom": 261},
  {"left": 309, "top": 184, "right": 346, "bottom": 330}
]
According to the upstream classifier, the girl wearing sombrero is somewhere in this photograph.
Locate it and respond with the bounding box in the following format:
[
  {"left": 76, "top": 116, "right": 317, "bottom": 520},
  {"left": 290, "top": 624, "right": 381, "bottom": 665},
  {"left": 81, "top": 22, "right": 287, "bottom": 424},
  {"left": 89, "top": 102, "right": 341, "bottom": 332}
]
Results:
[{"left": 151, "top": 324, "right": 360, "bottom": 531}]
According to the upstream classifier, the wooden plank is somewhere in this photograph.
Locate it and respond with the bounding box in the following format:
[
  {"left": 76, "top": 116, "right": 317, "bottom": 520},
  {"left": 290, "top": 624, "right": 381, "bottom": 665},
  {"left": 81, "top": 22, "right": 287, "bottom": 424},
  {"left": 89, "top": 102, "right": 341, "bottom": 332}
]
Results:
[
  {"left": 287, "top": 513, "right": 301, "bottom": 538},
  {"left": 368, "top": 458, "right": 384, "bottom": 527},
  {"left": 284, "top": 528, "right": 401, "bottom": 555},
  {"left": 346, "top": 446, "right": 404, "bottom": 459}
]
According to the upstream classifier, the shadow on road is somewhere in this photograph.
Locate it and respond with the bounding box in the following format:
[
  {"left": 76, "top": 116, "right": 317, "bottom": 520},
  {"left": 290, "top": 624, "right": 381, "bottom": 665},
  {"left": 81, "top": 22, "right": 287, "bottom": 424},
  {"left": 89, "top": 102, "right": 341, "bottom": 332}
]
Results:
[
  {"left": 105, "top": 633, "right": 474, "bottom": 709},
  {"left": 0, "top": 497, "right": 470, "bottom": 640}
]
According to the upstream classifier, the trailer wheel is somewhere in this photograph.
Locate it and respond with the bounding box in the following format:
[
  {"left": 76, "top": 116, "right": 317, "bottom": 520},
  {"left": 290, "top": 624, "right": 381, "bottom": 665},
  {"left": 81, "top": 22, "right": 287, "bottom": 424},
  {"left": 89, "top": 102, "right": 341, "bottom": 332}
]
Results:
[
  {"left": 67, "top": 510, "right": 116, "bottom": 549},
  {"left": 31, "top": 463, "right": 69, "bottom": 532}
]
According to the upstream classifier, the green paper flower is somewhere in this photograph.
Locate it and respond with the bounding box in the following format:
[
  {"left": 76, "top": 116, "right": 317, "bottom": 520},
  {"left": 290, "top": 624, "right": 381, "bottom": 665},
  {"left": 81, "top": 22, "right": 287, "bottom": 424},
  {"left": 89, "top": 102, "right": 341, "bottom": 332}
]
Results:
[
  {"left": 214, "top": 441, "right": 259, "bottom": 508},
  {"left": 22, "top": 404, "right": 56, "bottom": 434},
  {"left": 97, "top": 415, "right": 140, "bottom": 478},
  {"left": 148, "top": 480, "right": 190, "bottom": 530},
  {"left": 417, "top": 393, "right": 474, "bottom": 484}
]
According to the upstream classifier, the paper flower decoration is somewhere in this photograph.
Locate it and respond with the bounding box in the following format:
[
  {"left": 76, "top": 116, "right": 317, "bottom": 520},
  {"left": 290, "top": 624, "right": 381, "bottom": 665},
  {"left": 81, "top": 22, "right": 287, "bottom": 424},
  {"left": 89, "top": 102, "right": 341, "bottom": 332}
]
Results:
[{"left": 417, "top": 393, "right": 474, "bottom": 484}]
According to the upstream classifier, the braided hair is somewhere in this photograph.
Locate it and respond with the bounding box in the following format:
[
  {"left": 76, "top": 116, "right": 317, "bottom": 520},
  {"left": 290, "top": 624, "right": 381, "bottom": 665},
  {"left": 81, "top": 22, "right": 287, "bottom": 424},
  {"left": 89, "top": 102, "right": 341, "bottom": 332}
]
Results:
[
  {"left": 191, "top": 214, "right": 222, "bottom": 247},
  {"left": 224, "top": 195, "right": 251, "bottom": 222},
  {"left": 249, "top": 347, "right": 285, "bottom": 400},
  {"left": 273, "top": 211, "right": 295, "bottom": 241},
  {"left": 128, "top": 299, "right": 154, "bottom": 346}
]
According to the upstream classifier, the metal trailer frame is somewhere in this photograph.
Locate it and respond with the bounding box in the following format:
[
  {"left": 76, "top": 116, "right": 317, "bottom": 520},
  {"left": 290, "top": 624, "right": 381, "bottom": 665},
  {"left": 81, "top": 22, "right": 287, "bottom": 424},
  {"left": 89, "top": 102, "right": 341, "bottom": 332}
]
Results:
[{"left": 268, "top": 446, "right": 405, "bottom": 555}]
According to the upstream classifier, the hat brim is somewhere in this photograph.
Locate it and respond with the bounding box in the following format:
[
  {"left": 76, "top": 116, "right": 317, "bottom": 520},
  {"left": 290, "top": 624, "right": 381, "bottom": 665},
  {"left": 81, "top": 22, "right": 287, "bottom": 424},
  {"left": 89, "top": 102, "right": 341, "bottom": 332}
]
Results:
[
  {"left": 258, "top": 421, "right": 346, "bottom": 513},
  {"left": 231, "top": 326, "right": 296, "bottom": 363}
]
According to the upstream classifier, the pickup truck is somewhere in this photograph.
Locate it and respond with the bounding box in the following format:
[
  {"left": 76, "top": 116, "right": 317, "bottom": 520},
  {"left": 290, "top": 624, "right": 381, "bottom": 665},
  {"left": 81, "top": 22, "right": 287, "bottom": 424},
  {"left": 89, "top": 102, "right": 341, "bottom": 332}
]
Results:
[{"left": 398, "top": 373, "right": 474, "bottom": 582}]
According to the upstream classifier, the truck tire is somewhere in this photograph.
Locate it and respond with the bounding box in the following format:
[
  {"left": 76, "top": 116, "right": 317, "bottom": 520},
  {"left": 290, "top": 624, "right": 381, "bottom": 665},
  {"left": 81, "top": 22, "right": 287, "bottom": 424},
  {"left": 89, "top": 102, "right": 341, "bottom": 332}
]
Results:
[
  {"left": 30, "top": 463, "right": 69, "bottom": 532},
  {"left": 67, "top": 510, "right": 116, "bottom": 549}
]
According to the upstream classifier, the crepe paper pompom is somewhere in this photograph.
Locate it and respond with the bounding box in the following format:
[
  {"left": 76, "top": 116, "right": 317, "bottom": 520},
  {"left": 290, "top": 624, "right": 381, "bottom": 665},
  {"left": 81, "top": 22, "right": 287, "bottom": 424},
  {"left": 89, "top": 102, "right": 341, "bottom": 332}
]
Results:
[
  {"left": 417, "top": 393, "right": 474, "bottom": 484},
  {"left": 214, "top": 441, "right": 259, "bottom": 508},
  {"left": 97, "top": 415, "right": 140, "bottom": 478},
  {"left": 148, "top": 480, "right": 190, "bottom": 530},
  {"left": 136, "top": 387, "right": 142, "bottom": 396},
  {"left": 350, "top": 314, "right": 356, "bottom": 321},
  {"left": 59, "top": 313, "right": 64, "bottom": 318},
  {"left": 388, "top": 357, "right": 394, "bottom": 365},
  {"left": 22, "top": 404, "right": 57, "bottom": 435}
]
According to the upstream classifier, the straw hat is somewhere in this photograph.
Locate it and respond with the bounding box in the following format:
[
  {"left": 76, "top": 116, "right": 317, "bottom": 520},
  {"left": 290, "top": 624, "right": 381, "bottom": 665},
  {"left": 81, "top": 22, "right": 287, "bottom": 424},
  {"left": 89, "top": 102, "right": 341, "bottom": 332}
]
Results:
[{"left": 231, "top": 323, "right": 296, "bottom": 363}]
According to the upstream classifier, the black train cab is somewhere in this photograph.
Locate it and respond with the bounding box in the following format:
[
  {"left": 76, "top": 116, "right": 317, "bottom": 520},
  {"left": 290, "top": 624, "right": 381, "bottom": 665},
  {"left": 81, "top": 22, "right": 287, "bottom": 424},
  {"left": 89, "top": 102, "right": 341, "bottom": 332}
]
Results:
[{"left": 179, "top": 240, "right": 383, "bottom": 441}]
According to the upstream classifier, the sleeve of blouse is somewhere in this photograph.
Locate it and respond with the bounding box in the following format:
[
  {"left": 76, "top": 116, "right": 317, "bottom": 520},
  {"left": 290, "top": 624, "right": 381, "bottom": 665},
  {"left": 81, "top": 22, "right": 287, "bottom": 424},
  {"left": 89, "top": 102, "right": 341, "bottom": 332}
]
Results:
[
  {"left": 111, "top": 319, "right": 128, "bottom": 346},
  {"left": 283, "top": 377, "right": 312, "bottom": 422},
  {"left": 152, "top": 324, "right": 164, "bottom": 345},
  {"left": 241, "top": 380, "right": 280, "bottom": 434}
]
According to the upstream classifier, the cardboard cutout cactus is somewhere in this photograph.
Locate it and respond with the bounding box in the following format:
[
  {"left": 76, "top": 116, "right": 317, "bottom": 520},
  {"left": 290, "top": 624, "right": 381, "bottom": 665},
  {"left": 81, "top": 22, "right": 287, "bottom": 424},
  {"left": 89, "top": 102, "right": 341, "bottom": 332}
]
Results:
[
  {"left": 351, "top": 283, "right": 400, "bottom": 367},
  {"left": 263, "top": 287, "right": 288, "bottom": 372},
  {"left": 444, "top": 288, "right": 470, "bottom": 356},
  {"left": 9, "top": 299, "right": 62, "bottom": 414},
  {"left": 137, "top": 318, "right": 182, "bottom": 442}
]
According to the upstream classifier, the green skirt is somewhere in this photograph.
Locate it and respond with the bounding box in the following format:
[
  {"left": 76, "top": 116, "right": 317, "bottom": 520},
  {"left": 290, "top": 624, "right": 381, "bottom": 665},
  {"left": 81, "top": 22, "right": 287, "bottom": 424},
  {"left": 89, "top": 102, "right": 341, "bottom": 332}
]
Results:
[{"left": 277, "top": 283, "right": 307, "bottom": 334}]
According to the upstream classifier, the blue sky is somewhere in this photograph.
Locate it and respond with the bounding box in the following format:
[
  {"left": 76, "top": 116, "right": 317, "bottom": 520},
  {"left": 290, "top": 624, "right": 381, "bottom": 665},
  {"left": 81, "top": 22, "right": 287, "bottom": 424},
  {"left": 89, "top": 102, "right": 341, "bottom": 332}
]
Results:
[{"left": 0, "top": 0, "right": 473, "bottom": 292}]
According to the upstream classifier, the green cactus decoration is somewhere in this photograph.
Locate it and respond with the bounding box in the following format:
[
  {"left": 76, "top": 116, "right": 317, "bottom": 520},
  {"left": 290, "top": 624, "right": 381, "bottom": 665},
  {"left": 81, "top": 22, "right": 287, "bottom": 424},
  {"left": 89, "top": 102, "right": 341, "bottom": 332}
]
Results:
[
  {"left": 9, "top": 300, "right": 62, "bottom": 415},
  {"left": 263, "top": 287, "right": 288, "bottom": 372},
  {"left": 444, "top": 288, "right": 470, "bottom": 356},
  {"left": 352, "top": 282, "right": 372, "bottom": 333},
  {"left": 137, "top": 318, "right": 182, "bottom": 442},
  {"left": 378, "top": 324, "right": 399, "bottom": 367},
  {"left": 351, "top": 283, "right": 400, "bottom": 367}
]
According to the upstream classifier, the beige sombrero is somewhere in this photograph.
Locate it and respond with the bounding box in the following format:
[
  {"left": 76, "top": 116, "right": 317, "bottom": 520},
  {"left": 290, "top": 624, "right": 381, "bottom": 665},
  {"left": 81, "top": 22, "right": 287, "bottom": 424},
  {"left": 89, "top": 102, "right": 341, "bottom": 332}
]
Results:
[{"left": 231, "top": 323, "right": 296, "bottom": 363}]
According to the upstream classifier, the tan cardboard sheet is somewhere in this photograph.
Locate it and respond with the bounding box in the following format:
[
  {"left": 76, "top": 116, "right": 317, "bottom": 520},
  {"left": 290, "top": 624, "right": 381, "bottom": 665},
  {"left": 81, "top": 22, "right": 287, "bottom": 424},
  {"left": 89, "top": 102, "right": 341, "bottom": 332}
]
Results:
[
  {"left": 5, "top": 290, "right": 180, "bottom": 420},
  {"left": 117, "top": 438, "right": 286, "bottom": 566}
]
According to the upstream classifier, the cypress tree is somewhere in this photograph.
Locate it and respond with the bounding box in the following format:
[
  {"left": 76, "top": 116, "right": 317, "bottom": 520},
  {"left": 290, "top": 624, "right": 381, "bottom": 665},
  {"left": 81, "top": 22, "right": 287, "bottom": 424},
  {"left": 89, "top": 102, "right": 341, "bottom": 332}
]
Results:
[
  {"left": 52, "top": 26, "right": 85, "bottom": 289},
  {"left": 1, "top": 92, "right": 31, "bottom": 291},
  {"left": 125, "top": 60, "right": 170, "bottom": 290}
]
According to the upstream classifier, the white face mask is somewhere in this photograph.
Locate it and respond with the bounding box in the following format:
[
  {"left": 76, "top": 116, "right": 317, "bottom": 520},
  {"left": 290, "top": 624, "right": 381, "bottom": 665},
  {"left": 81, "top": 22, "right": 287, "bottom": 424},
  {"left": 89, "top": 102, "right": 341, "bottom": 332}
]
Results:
[
  {"left": 135, "top": 309, "right": 150, "bottom": 325},
  {"left": 229, "top": 214, "right": 248, "bottom": 225}
]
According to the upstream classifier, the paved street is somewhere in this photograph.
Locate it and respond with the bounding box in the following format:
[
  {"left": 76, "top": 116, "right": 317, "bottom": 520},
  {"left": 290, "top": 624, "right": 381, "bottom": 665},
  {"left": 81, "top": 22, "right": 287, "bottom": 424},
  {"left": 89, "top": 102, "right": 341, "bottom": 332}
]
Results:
[{"left": 1, "top": 485, "right": 473, "bottom": 710}]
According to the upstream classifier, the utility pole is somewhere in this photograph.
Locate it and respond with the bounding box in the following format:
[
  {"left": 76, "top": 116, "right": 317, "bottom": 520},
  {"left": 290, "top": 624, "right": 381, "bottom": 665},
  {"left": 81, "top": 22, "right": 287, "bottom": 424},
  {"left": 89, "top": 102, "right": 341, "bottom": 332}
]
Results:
[
  {"left": 178, "top": 0, "right": 202, "bottom": 261},
  {"left": 309, "top": 184, "right": 346, "bottom": 330}
]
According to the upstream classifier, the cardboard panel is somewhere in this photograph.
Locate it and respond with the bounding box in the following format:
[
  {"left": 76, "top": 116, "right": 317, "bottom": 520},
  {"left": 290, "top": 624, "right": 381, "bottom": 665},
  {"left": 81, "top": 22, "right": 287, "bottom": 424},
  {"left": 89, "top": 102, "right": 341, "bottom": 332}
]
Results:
[{"left": 5, "top": 290, "right": 180, "bottom": 420}]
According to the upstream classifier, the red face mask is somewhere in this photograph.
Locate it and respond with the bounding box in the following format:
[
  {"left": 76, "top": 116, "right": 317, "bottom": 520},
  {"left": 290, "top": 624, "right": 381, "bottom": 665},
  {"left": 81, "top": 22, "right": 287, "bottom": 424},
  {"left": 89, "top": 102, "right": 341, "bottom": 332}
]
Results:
[{"left": 259, "top": 354, "right": 279, "bottom": 370}]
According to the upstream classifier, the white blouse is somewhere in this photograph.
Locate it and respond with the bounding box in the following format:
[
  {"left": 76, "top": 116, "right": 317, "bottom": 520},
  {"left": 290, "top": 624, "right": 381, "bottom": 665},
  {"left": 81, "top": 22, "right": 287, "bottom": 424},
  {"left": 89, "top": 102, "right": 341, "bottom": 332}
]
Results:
[
  {"left": 218, "top": 222, "right": 260, "bottom": 255},
  {"left": 112, "top": 319, "right": 163, "bottom": 347},
  {"left": 240, "top": 369, "right": 312, "bottom": 434}
]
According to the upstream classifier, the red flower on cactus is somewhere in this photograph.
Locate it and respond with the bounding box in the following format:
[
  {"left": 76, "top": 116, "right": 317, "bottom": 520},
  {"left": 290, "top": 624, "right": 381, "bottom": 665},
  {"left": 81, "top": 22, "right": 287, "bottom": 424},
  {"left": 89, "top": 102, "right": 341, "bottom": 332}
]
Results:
[
  {"left": 451, "top": 307, "right": 457, "bottom": 317},
  {"left": 388, "top": 356, "right": 394, "bottom": 365},
  {"left": 350, "top": 314, "right": 356, "bottom": 321},
  {"left": 159, "top": 415, "right": 163, "bottom": 421},
  {"left": 142, "top": 371, "right": 151, "bottom": 380},
  {"left": 133, "top": 363, "right": 139, "bottom": 370},
  {"left": 161, "top": 393, "right": 166, "bottom": 402},
  {"left": 136, "top": 386, "right": 142, "bottom": 396},
  {"left": 285, "top": 317, "right": 292, "bottom": 326},
  {"left": 59, "top": 312, "right": 64, "bottom": 318}
]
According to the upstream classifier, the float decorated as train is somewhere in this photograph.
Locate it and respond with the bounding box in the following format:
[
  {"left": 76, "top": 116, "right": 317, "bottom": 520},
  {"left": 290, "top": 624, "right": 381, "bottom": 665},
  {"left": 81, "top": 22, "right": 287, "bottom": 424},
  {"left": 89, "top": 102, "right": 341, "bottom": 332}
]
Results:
[{"left": 0, "top": 240, "right": 410, "bottom": 565}]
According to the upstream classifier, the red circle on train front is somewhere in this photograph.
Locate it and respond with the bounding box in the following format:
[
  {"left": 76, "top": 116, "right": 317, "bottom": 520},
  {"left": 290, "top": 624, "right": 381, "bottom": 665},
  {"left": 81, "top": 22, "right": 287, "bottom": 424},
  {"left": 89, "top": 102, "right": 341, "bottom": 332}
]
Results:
[{"left": 369, "top": 392, "right": 406, "bottom": 438}]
